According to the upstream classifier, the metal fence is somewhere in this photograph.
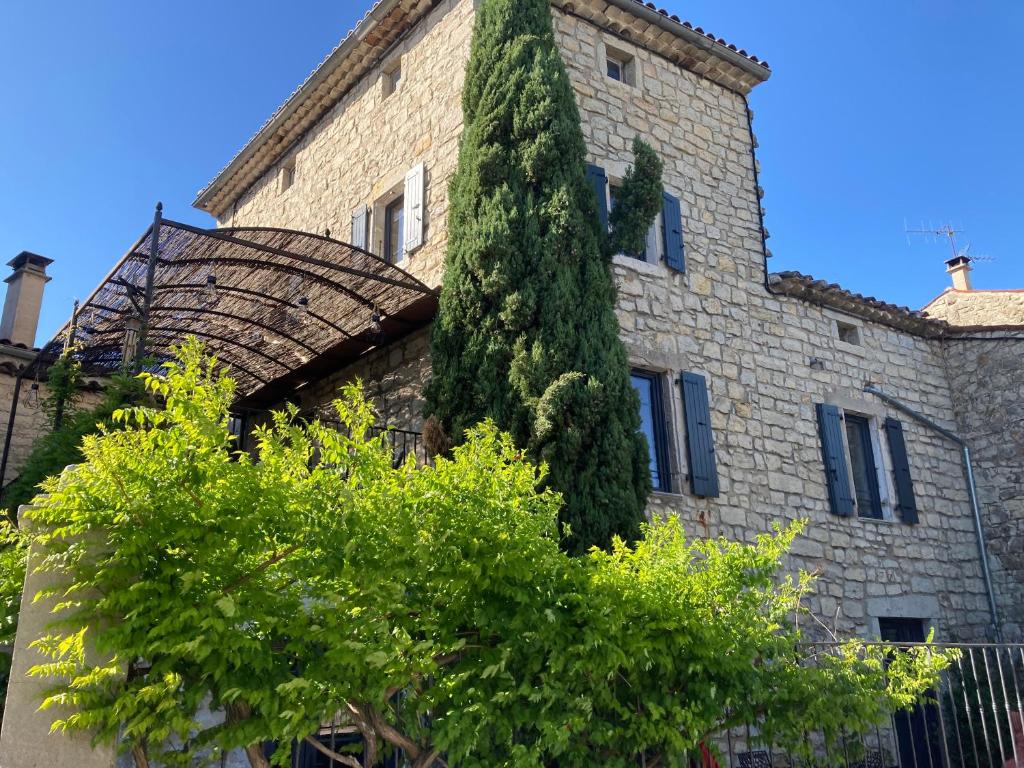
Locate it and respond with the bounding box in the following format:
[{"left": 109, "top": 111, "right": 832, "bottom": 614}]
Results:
[
  {"left": 292, "top": 642, "right": 1024, "bottom": 768},
  {"left": 316, "top": 420, "right": 430, "bottom": 469},
  {"left": 710, "top": 642, "right": 1024, "bottom": 768}
]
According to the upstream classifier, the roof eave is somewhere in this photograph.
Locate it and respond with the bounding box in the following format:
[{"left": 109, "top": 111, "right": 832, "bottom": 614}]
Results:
[
  {"left": 603, "top": 0, "right": 770, "bottom": 84},
  {"left": 192, "top": 0, "right": 403, "bottom": 215}
]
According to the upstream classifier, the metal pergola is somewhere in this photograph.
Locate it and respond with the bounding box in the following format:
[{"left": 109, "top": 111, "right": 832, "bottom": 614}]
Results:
[{"left": 0, "top": 204, "right": 438, "bottom": 488}]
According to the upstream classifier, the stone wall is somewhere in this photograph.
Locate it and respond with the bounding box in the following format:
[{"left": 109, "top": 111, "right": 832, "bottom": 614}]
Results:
[
  {"left": 0, "top": 355, "right": 52, "bottom": 489},
  {"left": 216, "top": 3, "right": 1002, "bottom": 643},
  {"left": 925, "top": 289, "right": 1024, "bottom": 327},
  {"left": 220, "top": 0, "right": 474, "bottom": 291},
  {"left": 941, "top": 331, "right": 1024, "bottom": 640},
  {"left": 296, "top": 328, "right": 431, "bottom": 434},
  {"left": 551, "top": 8, "right": 993, "bottom": 640}
]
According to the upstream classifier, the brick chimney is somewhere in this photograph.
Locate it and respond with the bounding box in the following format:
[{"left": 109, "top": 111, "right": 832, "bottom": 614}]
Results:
[
  {"left": 946, "top": 255, "right": 973, "bottom": 291},
  {"left": 0, "top": 251, "right": 53, "bottom": 347}
]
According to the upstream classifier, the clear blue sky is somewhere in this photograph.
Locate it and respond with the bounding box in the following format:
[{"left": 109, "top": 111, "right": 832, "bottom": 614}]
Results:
[{"left": 1, "top": 1, "right": 1022, "bottom": 344}]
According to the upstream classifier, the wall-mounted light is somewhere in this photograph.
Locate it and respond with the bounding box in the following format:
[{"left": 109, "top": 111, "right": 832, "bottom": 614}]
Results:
[
  {"left": 203, "top": 274, "right": 218, "bottom": 305},
  {"left": 26, "top": 382, "right": 40, "bottom": 409},
  {"left": 370, "top": 307, "right": 385, "bottom": 343}
]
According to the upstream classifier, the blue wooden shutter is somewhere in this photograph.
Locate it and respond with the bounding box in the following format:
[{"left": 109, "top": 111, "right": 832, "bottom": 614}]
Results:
[
  {"left": 680, "top": 372, "right": 719, "bottom": 498},
  {"left": 586, "top": 164, "right": 609, "bottom": 231},
  {"left": 816, "top": 404, "right": 854, "bottom": 517},
  {"left": 661, "top": 191, "right": 685, "bottom": 272},
  {"left": 884, "top": 417, "right": 919, "bottom": 524}
]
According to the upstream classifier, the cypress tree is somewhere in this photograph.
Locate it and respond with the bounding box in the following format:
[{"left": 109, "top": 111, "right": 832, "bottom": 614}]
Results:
[{"left": 425, "top": 0, "right": 661, "bottom": 554}]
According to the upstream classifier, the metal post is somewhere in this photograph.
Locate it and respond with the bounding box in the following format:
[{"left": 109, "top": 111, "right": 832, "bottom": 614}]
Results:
[
  {"left": 135, "top": 202, "right": 163, "bottom": 370},
  {"left": 52, "top": 299, "right": 80, "bottom": 432},
  {"left": 864, "top": 385, "right": 1002, "bottom": 640}
]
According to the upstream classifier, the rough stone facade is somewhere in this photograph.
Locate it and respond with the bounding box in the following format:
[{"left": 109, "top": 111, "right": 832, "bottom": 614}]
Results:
[
  {"left": 925, "top": 288, "right": 1024, "bottom": 328},
  {"left": 0, "top": 347, "right": 52, "bottom": 488},
  {"left": 217, "top": 0, "right": 473, "bottom": 291},
  {"left": 204, "top": 1, "right": 1017, "bottom": 643}
]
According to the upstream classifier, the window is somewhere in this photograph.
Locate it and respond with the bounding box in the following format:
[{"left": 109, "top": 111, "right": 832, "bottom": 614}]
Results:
[
  {"left": 844, "top": 414, "right": 883, "bottom": 519},
  {"left": 837, "top": 320, "right": 861, "bottom": 346},
  {"left": 383, "top": 195, "right": 405, "bottom": 264},
  {"left": 609, "top": 185, "right": 646, "bottom": 261},
  {"left": 384, "top": 61, "right": 402, "bottom": 97},
  {"left": 605, "top": 48, "right": 635, "bottom": 86},
  {"left": 631, "top": 370, "right": 670, "bottom": 492},
  {"left": 280, "top": 157, "right": 296, "bottom": 193},
  {"left": 606, "top": 55, "right": 624, "bottom": 82}
]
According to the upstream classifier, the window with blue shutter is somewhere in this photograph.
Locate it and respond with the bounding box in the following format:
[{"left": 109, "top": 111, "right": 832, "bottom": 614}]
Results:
[
  {"left": 816, "top": 403, "right": 855, "bottom": 517},
  {"left": 631, "top": 371, "right": 671, "bottom": 492},
  {"left": 661, "top": 191, "right": 685, "bottom": 272},
  {"left": 680, "top": 372, "right": 719, "bottom": 498},
  {"left": 586, "top": 164, "right": 609, "bottom": 232},
  {"left": 884, "top": 417, "right": 919, "bottom": 524}
]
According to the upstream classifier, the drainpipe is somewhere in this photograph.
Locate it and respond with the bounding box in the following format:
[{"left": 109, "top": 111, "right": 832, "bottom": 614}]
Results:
[
  {"left": 744, "top": 99, "right": 774, "bottom": 295},
  {"left": 863, "top": 384, "right": 1002, "bottom": 640}
]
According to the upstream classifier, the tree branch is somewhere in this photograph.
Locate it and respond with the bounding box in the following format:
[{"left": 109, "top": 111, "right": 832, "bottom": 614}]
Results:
[
  {"left": 302, "top": 736, "right": 361, "bottom": 768},
  {"left": 222, "top": 543, "right": 301, "bottom": 595}
]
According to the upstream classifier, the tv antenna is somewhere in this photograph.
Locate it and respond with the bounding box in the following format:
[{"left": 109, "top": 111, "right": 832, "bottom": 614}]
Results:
[
  {"left": 904, "top": 221, "right": 965, "bottom": 261},
  {"left": 905, "top": 221, "right": 996, "bottom": 266}
]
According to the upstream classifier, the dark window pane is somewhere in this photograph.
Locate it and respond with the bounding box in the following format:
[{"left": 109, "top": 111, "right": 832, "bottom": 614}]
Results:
[
  {"left": 384, "top": 196, "right": 404, "bottom": 264},
  {"left": 845, "top": 414, "right": 882, "bottom": 518},
  {"left": 631, "top": 372, "right": 668, "bottom": 492},
  {"left": 607, "top": 58, "right": 622, "bottom": 81}
]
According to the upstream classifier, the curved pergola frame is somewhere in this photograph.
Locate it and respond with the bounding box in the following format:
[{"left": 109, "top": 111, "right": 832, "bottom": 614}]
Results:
[{"left": 24, "top": 215, "right": 438, "bottom": 408}]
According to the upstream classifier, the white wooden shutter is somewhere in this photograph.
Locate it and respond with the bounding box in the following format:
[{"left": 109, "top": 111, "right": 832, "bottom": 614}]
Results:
[
  {"left": 645, "top": 219, "right": 659, "bottom": 264},
  {"left": 350, "top": 205, "right": 368, "bottom": 250},
  {"left": 404, "top": 163, "right": 425, "bottom": 253}
]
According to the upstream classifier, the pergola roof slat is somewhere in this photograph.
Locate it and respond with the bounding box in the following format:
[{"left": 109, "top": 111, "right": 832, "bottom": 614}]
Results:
[{"left": 31, "top": 218, "right": 438, "bottom": 407}]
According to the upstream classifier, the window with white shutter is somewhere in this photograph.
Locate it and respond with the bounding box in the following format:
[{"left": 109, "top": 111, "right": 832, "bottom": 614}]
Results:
[
  {"left": 350, "top": 205, "right": 368, "bottom": 250},
  {"left": 404, "top": 163, "right": 425, "bottom": 253}
]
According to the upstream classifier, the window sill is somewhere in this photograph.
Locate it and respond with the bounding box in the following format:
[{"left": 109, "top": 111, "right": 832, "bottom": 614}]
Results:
[
  {"left": 852, "top": 514, "right": 899, "bottom": 525},
  {"left": 650, "top": 490, "right": 687, "bottom": 502},
  {"left": 835, "top": 339, "right": 866, "bottom": 357},
  {"left": 612, "top": 253, "right": 666, "bottom": 277}
]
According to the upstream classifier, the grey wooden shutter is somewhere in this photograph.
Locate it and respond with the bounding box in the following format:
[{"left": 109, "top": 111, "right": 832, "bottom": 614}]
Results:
[
  {"left": 884, "top": 417, "right": 919, "bottom": 524},
  {"left": 816, "top": 403, "right": 854, "bottom": 517},
  {"left": 661, "top": 191, "right": 685, "bottom": 272},
  {"left": 586, "top": 164, "right": 609, "bottom": 231},
  {"left": 680, "top": 372, "right": 720, "bottom": 498},
  {"left": 350, "top": 205, "right": 368, "bottom": 250}
]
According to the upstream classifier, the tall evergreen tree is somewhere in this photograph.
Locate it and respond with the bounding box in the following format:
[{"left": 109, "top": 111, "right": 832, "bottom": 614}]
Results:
[{"left": 425, "top": 0, "right": 661, "bottom": 553}]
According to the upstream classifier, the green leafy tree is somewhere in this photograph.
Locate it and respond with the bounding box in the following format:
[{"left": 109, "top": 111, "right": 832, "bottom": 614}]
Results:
[
  {"left": 24, "top": 342, "right": 955, "bottom": 768},
  {"left": 424, "top": 0, "right": 664, "bottom": 554},
  {"left": 2, "top": 369, "right": 145, "bottom": 517}
]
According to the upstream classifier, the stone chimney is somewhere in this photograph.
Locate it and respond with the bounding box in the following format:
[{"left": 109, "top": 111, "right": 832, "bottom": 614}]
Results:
[
  {"left": 0, "top": 252, "right": 53, "bottom": 347},
  {"left": 946, "top": 255, "right": 973, "bottom": 291}
]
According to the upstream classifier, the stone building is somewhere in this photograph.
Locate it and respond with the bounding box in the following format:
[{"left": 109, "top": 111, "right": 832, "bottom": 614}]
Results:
[
  {"left": 183, "top": 0, "right": 1024, "bottom": 643},
  {"left": 0, "top": 252, "right": 58, "bottom": 491},
  {"left": 1, "top": 3, "right": 1022, "bottom": 767}
]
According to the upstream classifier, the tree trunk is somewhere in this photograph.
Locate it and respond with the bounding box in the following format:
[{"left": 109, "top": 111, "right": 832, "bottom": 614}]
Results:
[
  {"left": 224, "top": 700, "right": 271, "bottom": 768},
  {"left": 130, "top": 742, "right": 150, "bottom": 768}
]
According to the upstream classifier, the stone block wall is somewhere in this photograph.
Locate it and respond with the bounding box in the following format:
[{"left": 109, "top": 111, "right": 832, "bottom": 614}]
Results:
[
  {"left": 941, "top": 331, "right": 1024, "bottom": 640},
  {"left": 925, "top": 289, "right": 1024, "bottom": 327},
  {"left": 554, "top": 7, "right": 993, "bottom": 641},
  {"left": 220, "top": 0, "right": 474, "bottom": 291},
  {"left": 218, "top": 3, "right": 1002, "bottom": 643}
]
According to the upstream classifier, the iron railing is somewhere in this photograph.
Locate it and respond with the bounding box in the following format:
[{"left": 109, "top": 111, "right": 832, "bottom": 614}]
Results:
[{"left": 317, "top": 419, "right": 430, "bottom": 469}]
